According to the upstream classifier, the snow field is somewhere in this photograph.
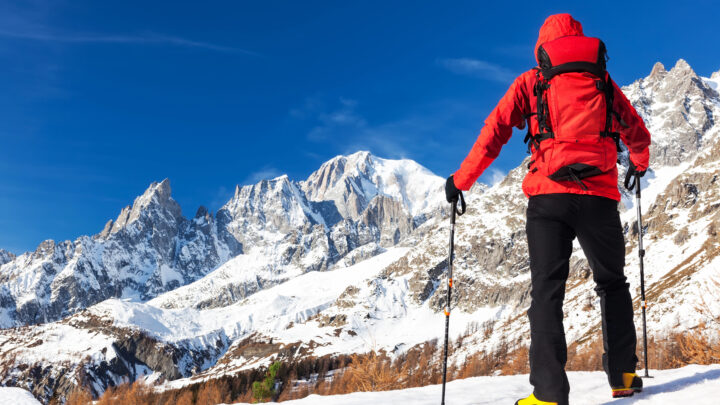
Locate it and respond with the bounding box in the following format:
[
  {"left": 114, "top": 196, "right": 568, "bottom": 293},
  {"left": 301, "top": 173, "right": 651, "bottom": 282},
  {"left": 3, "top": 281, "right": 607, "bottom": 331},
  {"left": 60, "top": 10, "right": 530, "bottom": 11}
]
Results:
[
  {"left": 96, "top": 248, "right": 414, "bottom": 344},
  {"left": 0, "top": 387, "right": 42, "bottom": 405},
  {"left": 230, "top": 364, "right": 720, "bottom": 405}
]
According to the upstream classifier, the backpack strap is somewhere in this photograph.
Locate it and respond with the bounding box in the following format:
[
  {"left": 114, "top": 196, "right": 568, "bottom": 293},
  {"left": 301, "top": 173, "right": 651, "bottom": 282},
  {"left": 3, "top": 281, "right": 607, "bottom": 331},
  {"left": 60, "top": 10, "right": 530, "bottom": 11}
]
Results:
[
  {"left": 523, "top": 69, "right": 554, "bottom": 153},
  {"left": 598, "top": 74, "right": 628, "bottom": 153},
  {"left": 541, "top": 62, "right": 606, "bottom": 81}
]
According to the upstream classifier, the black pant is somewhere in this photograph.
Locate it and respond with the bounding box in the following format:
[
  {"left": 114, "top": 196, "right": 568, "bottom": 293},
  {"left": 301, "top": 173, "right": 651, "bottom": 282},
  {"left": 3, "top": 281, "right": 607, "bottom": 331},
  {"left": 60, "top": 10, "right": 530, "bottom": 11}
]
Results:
[{"left": 526, "top": 194, "right": 637, "bottom": 404}]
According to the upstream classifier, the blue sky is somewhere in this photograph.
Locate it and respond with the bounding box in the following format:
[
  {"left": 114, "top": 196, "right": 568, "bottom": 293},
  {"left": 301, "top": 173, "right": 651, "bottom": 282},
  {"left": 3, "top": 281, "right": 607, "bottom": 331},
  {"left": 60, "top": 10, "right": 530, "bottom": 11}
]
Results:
[{"left": 1, "top": 0, "right": 718, "bottom": 254}]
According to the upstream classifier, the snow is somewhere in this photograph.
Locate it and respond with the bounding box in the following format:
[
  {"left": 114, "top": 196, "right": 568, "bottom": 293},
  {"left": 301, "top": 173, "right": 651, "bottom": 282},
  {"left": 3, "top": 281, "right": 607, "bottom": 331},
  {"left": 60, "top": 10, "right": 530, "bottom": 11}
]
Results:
[
  {"left": 301, "top": 150, "right": 445, "bottom": 219},
  {"left": 0, "top": 387, "right": 42, "bottom": 404},
  {"left": 230, "top": 364, "right": 720, "bottom": 405},
  {"left": 0, "top": 323, "right": 116, "bottom": 364},
  {"left": 372, "top": 154, "right": 446, "bottom": 216},
  {"left": 95, "top": 248, "right": 412, "bottom": 344},
  {"left": 619, "top": 162, "right": 689, "bottom": 216},
  {"left": 702, "top": 75, "right": 720, "bottom": 93}
]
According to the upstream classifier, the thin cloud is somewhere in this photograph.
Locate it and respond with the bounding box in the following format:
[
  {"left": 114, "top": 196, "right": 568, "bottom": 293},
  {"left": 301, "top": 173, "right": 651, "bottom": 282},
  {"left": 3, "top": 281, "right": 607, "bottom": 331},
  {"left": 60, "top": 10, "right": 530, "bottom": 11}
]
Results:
[
  {"left": 242, "top": 167, "right": 284, "bottom": 185},
  {"left": 0, "top": 28, "right": 256, "bottom": 54},
  {"left": 481, "top": 168, "right": 508, "bottom": 187},
  {"left": 305, "top": 98, "right": 367, "bottom": 141},
  {"left": 294, "top": 97, "right": 478, "bottom": 160},
  {"left": 438, "top": 58, "right": 517, "bottom": 83}
]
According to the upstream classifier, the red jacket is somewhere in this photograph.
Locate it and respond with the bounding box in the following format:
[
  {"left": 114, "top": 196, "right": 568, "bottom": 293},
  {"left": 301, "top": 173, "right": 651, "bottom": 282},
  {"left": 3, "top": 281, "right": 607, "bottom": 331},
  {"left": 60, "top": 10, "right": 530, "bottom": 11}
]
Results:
[{"left": 453, "top": 14, "right": 651, "bottom": 201}]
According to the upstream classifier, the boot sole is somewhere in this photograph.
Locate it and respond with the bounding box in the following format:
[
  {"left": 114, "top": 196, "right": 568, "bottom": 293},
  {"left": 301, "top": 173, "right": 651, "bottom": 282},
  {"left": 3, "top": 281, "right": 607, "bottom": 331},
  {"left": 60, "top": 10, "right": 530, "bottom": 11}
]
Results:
[{"left": 612, "top": 389, "right": 634, "bottom": 398}]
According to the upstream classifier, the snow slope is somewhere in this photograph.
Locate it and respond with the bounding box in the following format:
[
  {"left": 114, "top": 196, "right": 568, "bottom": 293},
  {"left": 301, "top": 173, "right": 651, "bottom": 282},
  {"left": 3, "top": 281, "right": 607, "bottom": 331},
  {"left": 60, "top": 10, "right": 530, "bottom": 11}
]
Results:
[
  {"left": 97, "top": 247, "right": 411, "bottom": 345},
  {"left": 232, "top": 364, "right": 720, "bottom": 405},
  {"left": 0, "top": 387, "right": 42, "bottom": 405}
]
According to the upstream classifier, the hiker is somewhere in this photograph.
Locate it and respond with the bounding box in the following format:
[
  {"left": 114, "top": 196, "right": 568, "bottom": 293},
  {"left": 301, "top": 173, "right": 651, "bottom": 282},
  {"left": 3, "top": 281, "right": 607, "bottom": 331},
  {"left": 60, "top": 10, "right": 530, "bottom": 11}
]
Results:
[{"left": 444, "top": 13, "right": 651, "bottom": 405}]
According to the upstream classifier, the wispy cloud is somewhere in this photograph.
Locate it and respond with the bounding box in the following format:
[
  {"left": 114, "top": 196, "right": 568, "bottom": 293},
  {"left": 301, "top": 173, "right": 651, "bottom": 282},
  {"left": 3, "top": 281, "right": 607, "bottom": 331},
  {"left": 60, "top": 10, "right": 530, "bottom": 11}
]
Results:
[
  {"left": 295, "top": 97, "right": 409, "bottom": 157},
  {"left": 481, "top": 168, "right": 508, "bottom": 187},
  {"left": 291, "top": 97, "right": 479, "bottom": 161},
  {"left": 243, "top": 167, "right": 284, "bottom": 185},
  {"left": 0, "top": 28, "right": 255, "bottom": 54},
  {"left": 438, "top": 58, "right": 517, "bottom": 83},
  {"left": 306, "top": 98, "right": 367, "bottom": 142}
]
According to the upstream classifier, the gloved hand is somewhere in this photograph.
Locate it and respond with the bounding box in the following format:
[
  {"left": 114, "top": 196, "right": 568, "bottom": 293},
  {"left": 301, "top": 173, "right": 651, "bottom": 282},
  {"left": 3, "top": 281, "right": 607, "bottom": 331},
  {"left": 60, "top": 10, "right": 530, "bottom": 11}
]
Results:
[
  {"left": 629, "top": 161, "right": 646, "bottom": 177},
  {"left": 624, "top": 161, "right": 648, "bottom": 190},
  {"left": 445, "top": 175, "right": 461, "bottom": 203}
]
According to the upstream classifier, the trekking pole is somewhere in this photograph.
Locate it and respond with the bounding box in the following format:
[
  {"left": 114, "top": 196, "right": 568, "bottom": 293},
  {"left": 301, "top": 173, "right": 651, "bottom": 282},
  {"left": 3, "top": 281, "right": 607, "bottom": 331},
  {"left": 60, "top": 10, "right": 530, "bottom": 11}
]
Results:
[
  {"left": 626, "top": 169, "right": 651, "bottom": 378},
  {"left": 633, "top": 173, "right": 651, "bottom": 378},
  {"left": 441, "top": 192, "right": 465, "bottom": 405}
]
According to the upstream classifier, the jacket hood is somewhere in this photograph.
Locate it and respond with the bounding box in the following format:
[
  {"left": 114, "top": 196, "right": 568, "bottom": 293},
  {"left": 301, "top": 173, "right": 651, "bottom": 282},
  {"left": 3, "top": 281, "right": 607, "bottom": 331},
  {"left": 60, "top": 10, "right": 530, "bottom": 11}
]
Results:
[{"left": 535, "top": 14, "right": 584, "bottom": 62}]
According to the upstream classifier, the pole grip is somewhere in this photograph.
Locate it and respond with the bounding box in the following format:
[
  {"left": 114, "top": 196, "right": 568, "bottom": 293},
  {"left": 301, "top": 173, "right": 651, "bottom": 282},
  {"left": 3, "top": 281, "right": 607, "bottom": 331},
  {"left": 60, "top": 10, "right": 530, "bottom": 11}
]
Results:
[{"left": 624, "top": 167, "right": 636, "bottom": 190}]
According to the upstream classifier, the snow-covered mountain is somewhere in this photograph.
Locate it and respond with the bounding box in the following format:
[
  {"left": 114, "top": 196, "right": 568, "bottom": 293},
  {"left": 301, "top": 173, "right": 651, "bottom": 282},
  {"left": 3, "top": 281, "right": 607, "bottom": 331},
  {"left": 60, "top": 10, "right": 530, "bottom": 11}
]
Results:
[
  {"left": 1, "top": 60, "right": 719, "bottom": 403},
  {"left": 0, "top": 179, "right": 241, "bottom": 327},
  {"left": 301, "top": 151, "right": 444, "bottom": 219},
  {"left": 0, "top": 152, "right": 443, "bottom": 327}
]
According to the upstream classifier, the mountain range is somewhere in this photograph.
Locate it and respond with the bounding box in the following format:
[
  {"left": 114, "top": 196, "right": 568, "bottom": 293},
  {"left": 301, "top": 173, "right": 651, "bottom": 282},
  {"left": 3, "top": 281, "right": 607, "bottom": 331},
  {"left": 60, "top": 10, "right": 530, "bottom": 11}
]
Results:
[{"left": 1, "top": 59, "right": 719, "bottom": 403}]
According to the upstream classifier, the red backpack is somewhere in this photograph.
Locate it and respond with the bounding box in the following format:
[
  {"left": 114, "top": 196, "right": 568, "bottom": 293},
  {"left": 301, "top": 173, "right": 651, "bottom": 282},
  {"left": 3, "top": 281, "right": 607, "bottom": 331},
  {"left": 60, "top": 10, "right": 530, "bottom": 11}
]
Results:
[{"left": 524, "top": 35, "right": 627, "bottom": 189}]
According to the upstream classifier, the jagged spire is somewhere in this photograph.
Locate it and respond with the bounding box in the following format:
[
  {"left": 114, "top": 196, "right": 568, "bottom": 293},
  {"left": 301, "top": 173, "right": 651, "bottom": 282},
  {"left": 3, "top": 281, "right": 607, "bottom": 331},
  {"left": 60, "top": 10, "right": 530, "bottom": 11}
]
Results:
[
  {"left": 109, "top": 179, "right": 182, "bottom": 234},
  {"left": 0, "top": 249, "right": 16, "bottom": 265},
  {"left": 649, "top": 61, "right": 667, "bottom": 80},
  {"left": 99, "top": 219, "right": 114, "bottom": 238},
  {"left": 670, "top": 59, "right": 697, "bottom": 77},
  {"left": 195, "top": 206, "right": 209, "bottom": 219}
]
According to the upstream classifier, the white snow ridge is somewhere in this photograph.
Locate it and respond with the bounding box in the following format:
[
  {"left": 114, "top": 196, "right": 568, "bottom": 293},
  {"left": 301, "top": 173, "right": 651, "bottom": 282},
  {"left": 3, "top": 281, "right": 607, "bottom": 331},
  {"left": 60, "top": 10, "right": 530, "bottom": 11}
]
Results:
[{"left": 1, "top": 60, "right": 720, "bottom": 404}]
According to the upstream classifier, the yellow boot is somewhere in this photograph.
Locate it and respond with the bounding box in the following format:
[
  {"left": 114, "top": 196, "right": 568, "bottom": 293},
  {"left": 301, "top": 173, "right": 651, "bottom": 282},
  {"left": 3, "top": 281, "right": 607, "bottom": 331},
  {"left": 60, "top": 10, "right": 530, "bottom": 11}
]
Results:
[
  {"left": 515, "top": 393, "right": 558, "bottom": 405},
  {"left": 611, "top": 372, "right": 643, "bottom": 398}
]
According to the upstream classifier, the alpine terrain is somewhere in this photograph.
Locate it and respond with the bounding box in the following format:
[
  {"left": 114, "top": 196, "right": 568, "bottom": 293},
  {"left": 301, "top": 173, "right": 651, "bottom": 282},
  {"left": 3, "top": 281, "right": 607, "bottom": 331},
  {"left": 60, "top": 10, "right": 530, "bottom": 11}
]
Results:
[{"left": 1, "top": 59, "right": 719, "bottom": 403}]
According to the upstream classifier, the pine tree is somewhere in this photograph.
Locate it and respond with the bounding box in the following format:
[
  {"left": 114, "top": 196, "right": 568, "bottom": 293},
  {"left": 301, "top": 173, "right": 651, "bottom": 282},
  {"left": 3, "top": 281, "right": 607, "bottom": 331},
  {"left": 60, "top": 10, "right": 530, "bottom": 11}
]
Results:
[{"left": 252, "top": 362, "right": 281, "bottom": 403}]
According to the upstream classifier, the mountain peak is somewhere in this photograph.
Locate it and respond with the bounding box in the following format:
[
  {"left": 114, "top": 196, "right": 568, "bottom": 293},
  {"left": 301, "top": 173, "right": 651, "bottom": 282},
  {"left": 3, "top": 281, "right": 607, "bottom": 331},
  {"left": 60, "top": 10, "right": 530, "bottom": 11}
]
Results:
[
  {"left": 0, "top": 249, "right": 15, "bottom": 266},
  {"left": 346, "top": 150, "right": 372, "bottom": 160},
  {"left": 144, "top": 178, "right": 172, "bottom": 201},
  {"left": 302, "top": 151, "right": 443, "bottom": 220},
  {"left": 109, "top": 179, "right": 182, "bottom": 234},
  {"left": 670, "top": 59, "right": 697, "bottom": 77},
  {"left": 649, "top": 61, "right": 667, "bottom": 80},
  {"left": 131, "top": 178, "right": 177, "bottom": 215},
  {"left": 194, "top": 206, "right": 209, "bottom": 219}
]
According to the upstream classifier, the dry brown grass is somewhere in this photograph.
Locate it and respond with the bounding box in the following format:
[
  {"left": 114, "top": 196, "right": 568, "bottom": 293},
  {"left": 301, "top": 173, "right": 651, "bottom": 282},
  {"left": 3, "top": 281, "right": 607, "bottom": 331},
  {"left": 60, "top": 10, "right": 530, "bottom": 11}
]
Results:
[
  {"left": 64, "top": 387, "right": 93, "bottom": 405},
  {"left": 95, "top": 381, "right": 152, "bottom": 405},
  {"left": 329, "top": 352, "right": 406, "bottom": 392},
  {"left": 644, "top": 328, "right": 720, "bottom": 370},
  {"left": 567, "top": 338, "right": 604, "bottom": 371},
  {"left": 83, "top": 326, "right": 719, "bottom": 404}
]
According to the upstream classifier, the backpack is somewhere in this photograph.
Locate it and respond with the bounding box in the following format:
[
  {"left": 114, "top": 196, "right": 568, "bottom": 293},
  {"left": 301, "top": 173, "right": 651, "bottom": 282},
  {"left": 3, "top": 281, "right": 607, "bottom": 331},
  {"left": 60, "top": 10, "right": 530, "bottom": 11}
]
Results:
[{"left": 523, "top": 35, "right": 627, "bottom": 189}]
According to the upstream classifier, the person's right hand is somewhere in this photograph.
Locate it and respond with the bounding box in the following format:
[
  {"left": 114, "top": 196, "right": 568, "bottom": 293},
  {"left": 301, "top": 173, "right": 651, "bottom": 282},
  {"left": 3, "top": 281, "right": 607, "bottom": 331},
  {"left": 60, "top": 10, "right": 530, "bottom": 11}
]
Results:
[{"left": 445, "top": 175, "right": 461, "bottom": 203}]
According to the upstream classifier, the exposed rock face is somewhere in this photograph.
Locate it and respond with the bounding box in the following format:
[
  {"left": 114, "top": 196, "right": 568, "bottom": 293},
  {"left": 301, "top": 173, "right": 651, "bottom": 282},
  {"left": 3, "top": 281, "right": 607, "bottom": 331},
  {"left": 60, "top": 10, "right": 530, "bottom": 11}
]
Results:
[
  {"left": 623, "top": 59, "right": 720, "bottom": 166},
  {"left": 0, "top": 250, "right": 15, "bottom": 266},
  {"left": 0, "top": 179, "right": 242, "bottom": 327}
]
